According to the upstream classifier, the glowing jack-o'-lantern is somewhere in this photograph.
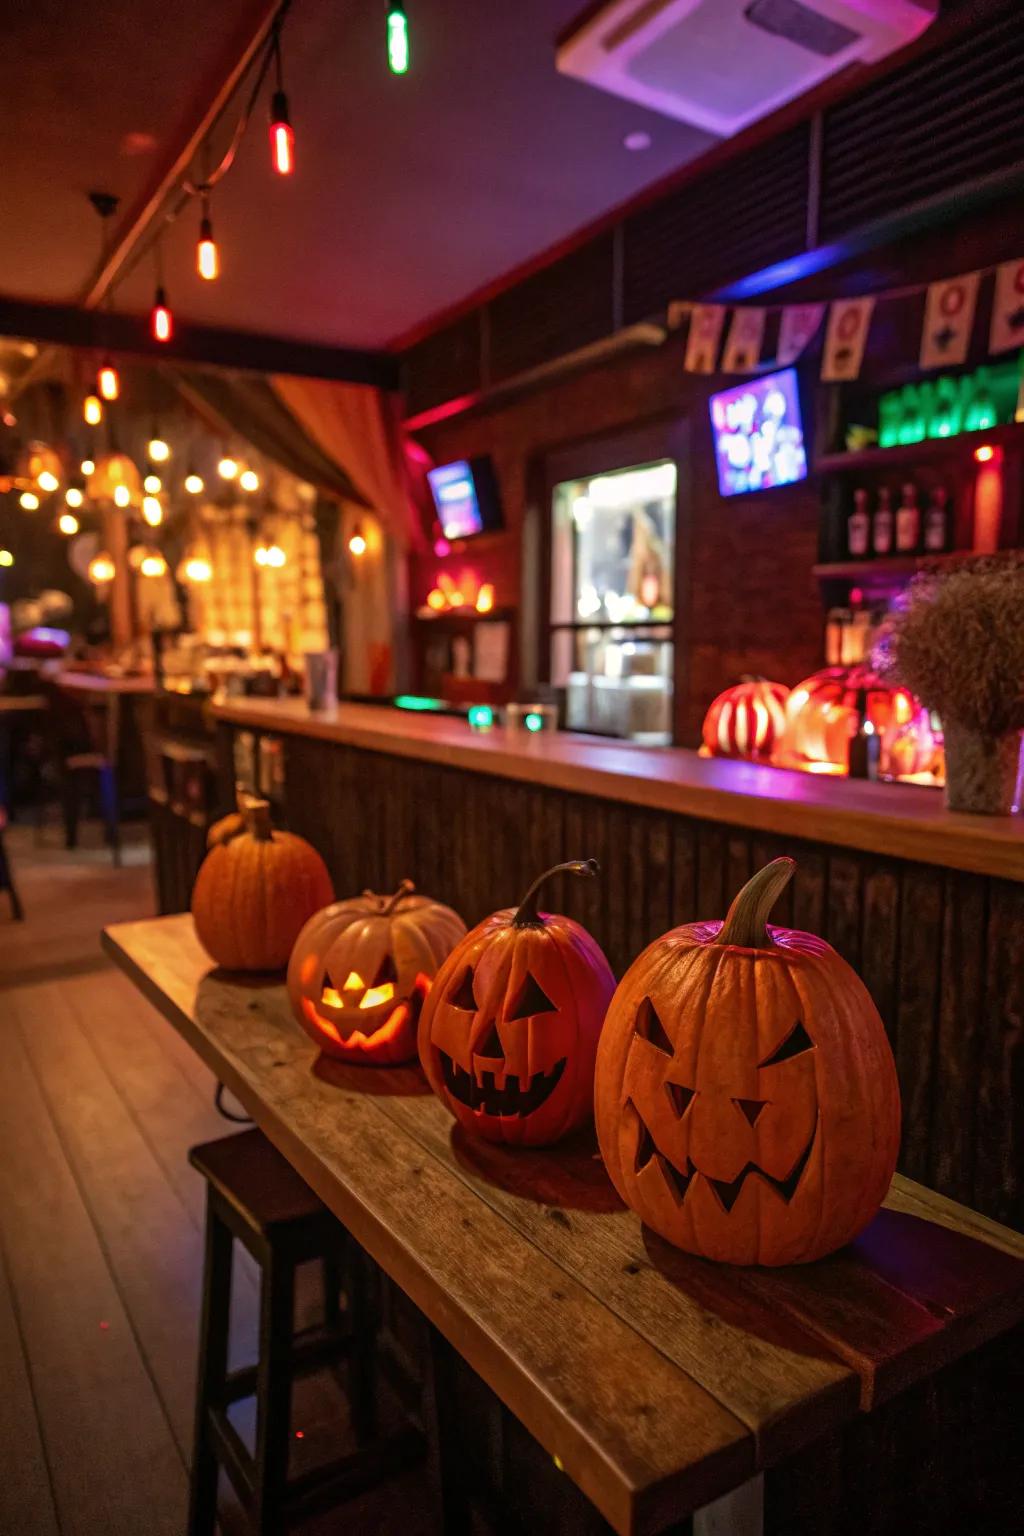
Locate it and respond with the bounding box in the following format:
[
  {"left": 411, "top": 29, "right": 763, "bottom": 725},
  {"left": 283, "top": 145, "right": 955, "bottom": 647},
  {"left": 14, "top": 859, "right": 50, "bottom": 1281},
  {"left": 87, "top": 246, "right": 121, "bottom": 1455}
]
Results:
[
  {"left": 595, "top": 858, "right": 900, "bottom": 1265},
  {"left": 783, "top": 665, "right": 917, "bottom": 771},
  {"left": 702, "top": 677, "right": 790, "bottom": 762},
  {"left": 418, "top": 860, "right": 616, "bottom": 1146},
  {"left": 288, "top": 881, "right": 466, "bottom": 1065}
]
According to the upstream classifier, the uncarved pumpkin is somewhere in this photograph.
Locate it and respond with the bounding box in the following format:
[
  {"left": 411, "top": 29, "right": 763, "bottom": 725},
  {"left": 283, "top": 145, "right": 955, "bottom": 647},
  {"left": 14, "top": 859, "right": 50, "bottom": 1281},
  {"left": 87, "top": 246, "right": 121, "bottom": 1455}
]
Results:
[
  {"left": 701, "top": 677, "right": 789, "bottom": 762},
  {"left": 191, "top": 797, "right": 333, "bottom": 972},
  {"left": 418, "top": 860, "right": 616, "bottom": 1147},
  {"left": 288, "top": 880, "right": 466, "bottom": 1065},
  {"left": 595, "top": 858, "right": 900, "bottom": 1266}
]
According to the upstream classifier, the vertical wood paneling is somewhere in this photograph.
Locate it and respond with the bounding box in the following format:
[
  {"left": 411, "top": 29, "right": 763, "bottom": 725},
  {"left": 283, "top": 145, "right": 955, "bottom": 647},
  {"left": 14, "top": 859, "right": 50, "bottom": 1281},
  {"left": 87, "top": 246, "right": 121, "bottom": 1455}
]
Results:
[
  {"left": 563, "top": 793, "right": 607, "bottom": 950},
  {"left": 825, "top": 854, "right": 862, "bottom": 972},
  {"left": 860, "top": 863, "right": 901, "bottom": 1050},
  {"left": 975, "top": 880, "right": 1024, "bottom": 1228},
  {"left": 791, "top": 849, "right": 826, "bottom": 940},
  {"left": 931, "top": 873, "right": 987, "bottom": 1206},
  {"left": 895, "top": 867, "right": 944, "bottom": 1185},
  {"left": 644, "top": 814, "right": 674, "bottom": 949},
  {"left": 671, "top": 820, "right": 699, "bottom": 926},
  {"left": 696, "top": 824, "right": 727, "bottom": 921}
]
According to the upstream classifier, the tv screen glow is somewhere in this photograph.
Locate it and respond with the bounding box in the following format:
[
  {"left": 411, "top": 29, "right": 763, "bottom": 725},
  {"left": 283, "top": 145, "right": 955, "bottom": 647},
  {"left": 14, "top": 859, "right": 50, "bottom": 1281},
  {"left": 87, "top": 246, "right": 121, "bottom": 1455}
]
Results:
[
  {"left": 709, "top": 368, "right": 808, "bottom": 496},
  {"left": 427, "top": 457, "right": 504, "bottom": 540}
]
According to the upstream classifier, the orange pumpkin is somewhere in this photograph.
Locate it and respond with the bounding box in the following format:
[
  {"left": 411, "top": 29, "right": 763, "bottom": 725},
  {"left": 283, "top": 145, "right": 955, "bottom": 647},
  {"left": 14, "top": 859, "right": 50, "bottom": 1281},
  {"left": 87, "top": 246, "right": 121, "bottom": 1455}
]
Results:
[
  {"left": 418, "top": 860, "right": 615, "bottom": 1146},
  {"left": 287, "top": 880, "right": 466, "bottom": 1065},
  {"left": 191, "top": 796, "right": 334, "bottom": 972},
  {"left": 595, "top": 858, "right": 900, "bottom": 1265},
  {"left": 702, "top": 677, "right": 790, "bottom": 762},
  {"left": 783, "top": 665, "right": 917, "bottom": 770}
]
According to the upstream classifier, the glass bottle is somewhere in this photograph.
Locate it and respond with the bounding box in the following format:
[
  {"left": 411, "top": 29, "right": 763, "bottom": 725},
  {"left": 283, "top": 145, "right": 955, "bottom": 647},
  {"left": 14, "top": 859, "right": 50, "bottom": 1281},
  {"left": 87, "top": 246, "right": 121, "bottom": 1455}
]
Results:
[
  {"left": 923, "top": 487, "right": 951, "bottom": 554},
  {"left": 895, "top": 482, "right": 921, "bottom": 554},
  {"left": 847, "top": 488, "right": 871, "bottom": 558},
  {"left": 872, "top": 487, "right": 894, "bottom": 556},
  {"left": 848, "top": 688, "right": 881, "bottom": 780}
]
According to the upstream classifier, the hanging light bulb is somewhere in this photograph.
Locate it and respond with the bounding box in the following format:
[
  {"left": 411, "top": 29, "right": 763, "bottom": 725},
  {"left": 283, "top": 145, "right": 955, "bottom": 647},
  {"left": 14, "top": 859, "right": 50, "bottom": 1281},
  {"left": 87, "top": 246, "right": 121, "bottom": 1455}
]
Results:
[
  {"left": 181, "top": 552, "right": 213, "bottom": 583},
  {"left": 387, "top": 1, "right": 410, "bottom": 73},
  {"left": 19, "top": 491, "right": 40, "bottom": 511},
  {"left": 151, "top": 286, "right": 173, "bottom": 343},
  {"left": 148, "top": 435, "right": 170, "bottom": 463},
  {"left": 84, "top": 394, "right": 103, "bottom": 426},
  {"left": 98, "top": 359, "right": 120, "bottom": 401},
  {"left": 143, "top": 474, "right": 161, "bottom": 494},
  {"left": 239, "top": 468, "right": 260, "bottom": 492},
  {"left": 88, "top": 552, "right": 115, "bottom": 584},
  {"left": 142, "top": 496, "right": 163, "bottom": 526},
  {"left": 348, "top": 524, "right": 367, "bottom": 557},
  {"left": 265, "top": 543, "right": 286, "bottom": 568},
  {"left": 37, "top": 470, "right": 59, "bottom": 493},
  {"left": 113, "top": 483, "right": 132, "bottom": 508},
  {"left": 217, "top": 455, "right": 238, "bottom": 480},
  {"left": 140, "top": 552, "right": 167, "bottom": 578},
  {"left": 81, "top": 457, "right": 96, "bottom": 476},
  {"left": 58, "top": 512, "right": 80, "bottom": 535},
  {"left": 254, "top": 545, "right": 269, "bottom": 567},
  {"left": 0, "top": 549, "right": 13, "bottom": 567},
  {"left": 197, "top": 195, "right": 219, "bottom": 281},
  {"left": 66, "top": 486, "right": 84, "bottom": 509},
  {"left": 184, "top": 472, "right": 204, "bottom": 495}
]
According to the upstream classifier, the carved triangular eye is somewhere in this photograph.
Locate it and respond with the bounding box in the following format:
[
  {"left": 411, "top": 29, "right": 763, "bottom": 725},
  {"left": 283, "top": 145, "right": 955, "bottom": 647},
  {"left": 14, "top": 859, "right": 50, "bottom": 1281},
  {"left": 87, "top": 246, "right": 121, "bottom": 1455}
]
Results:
[
  {"left": 372, "top": 952, "right": 397, "bottom": 987},
  {"left": 665, "top": 1082, "right": 694, "bottom": 1118},
  {"left": 634, "top": 997, "right": 674, "bottom": 1056},
  {"left": 507, "top": 972, "right": 557, "bottom": 1020},
  {"left": 758, "top": 1020, "right": 814, "bottom": 1068},
  {"left": 734, "top": 1097, "right": 766, "bottom": 1127},
  {"left": 450, "top": 967, "right": 477, "bottom": 1011},
  {"left": 477, "top": 1022, "right": 503, "bottom": 1057}
]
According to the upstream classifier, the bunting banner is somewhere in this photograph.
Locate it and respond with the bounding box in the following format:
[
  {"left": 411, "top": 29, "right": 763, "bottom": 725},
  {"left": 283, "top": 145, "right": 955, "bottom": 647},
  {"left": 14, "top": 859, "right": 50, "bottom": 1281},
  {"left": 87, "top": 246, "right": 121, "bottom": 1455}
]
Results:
[
  {"left": 821, "top": 297, "right": 875, "bottom": 381},
  {"left": 777, "top": 303, "right": 825, "bottom": 366},
  {"left": 721, "top": 306, "right": 766, "bottom": 373},
  {"left": 989, "top": 259, "right": 1024, "bottom": 354},
  {"left": 684, "top": 303, "right": 726, "bottom": 373},
  {"left": 920, "top": 272, "right": 980, "bottom": 369}
]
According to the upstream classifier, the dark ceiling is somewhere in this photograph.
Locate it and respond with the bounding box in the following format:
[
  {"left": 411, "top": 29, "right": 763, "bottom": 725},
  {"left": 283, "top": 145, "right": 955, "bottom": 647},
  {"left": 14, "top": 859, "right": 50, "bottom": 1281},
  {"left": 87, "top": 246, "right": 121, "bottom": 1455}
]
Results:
[{"left": 2, "top": 0, "right": 714, "bottom": 351}]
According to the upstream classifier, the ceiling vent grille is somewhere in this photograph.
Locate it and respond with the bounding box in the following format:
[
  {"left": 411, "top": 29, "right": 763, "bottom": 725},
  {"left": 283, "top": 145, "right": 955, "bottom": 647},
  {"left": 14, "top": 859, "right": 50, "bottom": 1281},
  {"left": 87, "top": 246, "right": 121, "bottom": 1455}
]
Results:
[
  {"left": 487, "top": 236, "right": 616, "bottom": 384},
  {"left": 621, "top": 123, "right": 810, "bottom": 324},
  {"left": 820, "top": 7, "right": 1024, "bottom": 242},
  {"left": 401, "top": 312, "right": 483, "bottom": 417}
]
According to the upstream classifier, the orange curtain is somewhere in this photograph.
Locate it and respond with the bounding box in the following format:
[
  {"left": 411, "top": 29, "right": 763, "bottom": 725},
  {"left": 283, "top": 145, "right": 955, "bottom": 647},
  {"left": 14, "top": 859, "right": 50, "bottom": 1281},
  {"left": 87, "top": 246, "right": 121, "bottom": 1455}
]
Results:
[{"left": 271, "top": 378, "right": 423, "bottom": 695}]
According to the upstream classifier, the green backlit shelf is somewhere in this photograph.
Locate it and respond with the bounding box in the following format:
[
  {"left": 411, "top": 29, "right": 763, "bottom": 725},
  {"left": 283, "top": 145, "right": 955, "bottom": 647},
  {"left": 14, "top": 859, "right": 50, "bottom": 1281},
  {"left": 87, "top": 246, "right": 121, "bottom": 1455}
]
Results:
[{"left": 815, "top": 418, "right": 1024, "bottom": 473}]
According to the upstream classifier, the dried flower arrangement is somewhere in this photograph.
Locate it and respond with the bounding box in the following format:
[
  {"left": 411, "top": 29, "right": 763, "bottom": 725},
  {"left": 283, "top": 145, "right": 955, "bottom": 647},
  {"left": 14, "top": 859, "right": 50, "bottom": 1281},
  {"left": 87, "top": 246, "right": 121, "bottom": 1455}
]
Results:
[{"left": 875, "top": 557, "right": 1024, "bottom": 735}]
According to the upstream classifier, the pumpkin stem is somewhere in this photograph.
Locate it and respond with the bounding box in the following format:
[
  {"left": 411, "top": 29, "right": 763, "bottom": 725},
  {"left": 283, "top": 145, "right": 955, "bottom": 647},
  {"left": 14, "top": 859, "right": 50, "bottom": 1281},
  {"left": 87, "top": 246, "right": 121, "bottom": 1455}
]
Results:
[
  {"left": 714, "top": 857, "right": 795, "bottom": 949},
  {"left": 241, "top": 796, "right": 274, "bottom": 843},
  {"left": 512, "top": 859, "right": 599, "bottom": 928},
  {"left": 381, "top": 878, "right": 416, "bottom": 914}
]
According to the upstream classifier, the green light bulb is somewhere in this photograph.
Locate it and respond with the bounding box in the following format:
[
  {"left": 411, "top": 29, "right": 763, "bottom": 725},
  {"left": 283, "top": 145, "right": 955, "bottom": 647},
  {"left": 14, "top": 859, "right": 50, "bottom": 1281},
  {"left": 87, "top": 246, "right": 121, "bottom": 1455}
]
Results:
[{"left": 387, "top": 4, "right": 409, "bottom": 74}]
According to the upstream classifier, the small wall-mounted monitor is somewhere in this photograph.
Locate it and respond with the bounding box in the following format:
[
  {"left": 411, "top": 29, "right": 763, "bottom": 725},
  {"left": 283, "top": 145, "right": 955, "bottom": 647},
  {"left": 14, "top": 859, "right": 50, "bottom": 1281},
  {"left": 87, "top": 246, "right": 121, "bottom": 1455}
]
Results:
[
  {"left": 427, "top": 456, "right": 504, "bottom": 539},
  {"left": 709, "top": 367, "right": 808, "bottom": 497}
]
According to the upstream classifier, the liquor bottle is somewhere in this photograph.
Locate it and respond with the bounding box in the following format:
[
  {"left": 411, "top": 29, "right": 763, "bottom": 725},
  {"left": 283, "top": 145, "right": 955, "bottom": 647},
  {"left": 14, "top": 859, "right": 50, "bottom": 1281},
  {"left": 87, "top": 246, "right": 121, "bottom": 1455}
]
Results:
[
  {"left": 872, "top": 487, "right": 894, "bottom": 557},
  {"left": 923, "top": 487, "right": 951, "bottom": 554},
  {"left": 847, "top": 689, "right": 881, "bottom": 781},
  {"left": 895, "top": 482, "right": 921, "bottom": 554},
  {"left": 847, "top": 488, "right": 871, "bottom": 558}
]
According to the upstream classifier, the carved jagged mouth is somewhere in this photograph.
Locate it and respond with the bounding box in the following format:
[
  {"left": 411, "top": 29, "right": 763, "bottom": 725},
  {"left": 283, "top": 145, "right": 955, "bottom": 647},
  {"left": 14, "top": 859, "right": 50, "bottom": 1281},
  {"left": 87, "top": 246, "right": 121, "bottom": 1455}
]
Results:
[
  {"left": 634, "top": 1108, "right": 817, "bottom": 1213},
  {"left": 440, "top": 1053, "right": 566, "bottom": 1117}
]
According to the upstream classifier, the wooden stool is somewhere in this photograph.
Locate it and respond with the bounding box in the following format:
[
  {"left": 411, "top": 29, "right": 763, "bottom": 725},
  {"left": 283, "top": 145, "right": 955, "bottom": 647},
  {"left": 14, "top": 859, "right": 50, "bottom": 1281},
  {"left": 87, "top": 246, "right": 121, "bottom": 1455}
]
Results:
[{"left": 188, "top": 1129, "right": 422, "bottom": 1535}]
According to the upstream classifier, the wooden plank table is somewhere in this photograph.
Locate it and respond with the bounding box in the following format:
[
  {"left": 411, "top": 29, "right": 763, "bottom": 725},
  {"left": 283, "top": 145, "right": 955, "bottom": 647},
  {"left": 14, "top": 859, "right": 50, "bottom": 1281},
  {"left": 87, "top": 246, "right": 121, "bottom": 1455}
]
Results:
[{"left": 103, "top": 914, "right": 1024, "bottom": 1536}]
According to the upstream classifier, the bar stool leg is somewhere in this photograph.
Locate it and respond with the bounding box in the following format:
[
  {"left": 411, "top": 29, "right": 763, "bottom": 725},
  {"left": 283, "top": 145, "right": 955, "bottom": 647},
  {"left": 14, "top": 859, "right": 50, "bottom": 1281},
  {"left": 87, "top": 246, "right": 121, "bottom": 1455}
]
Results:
[
  {"left": 423, "top": 1324, "right": 472, "bottom": 1536},
  {"left": 253, "top": 1249, "right": 296, "bottom": 1535},
  {"left": 188, "top": 1203, "right": 234, "bottom": 1536},
  {"left": 348, "top": 1247, "right": 378, "bottom": 1443}
]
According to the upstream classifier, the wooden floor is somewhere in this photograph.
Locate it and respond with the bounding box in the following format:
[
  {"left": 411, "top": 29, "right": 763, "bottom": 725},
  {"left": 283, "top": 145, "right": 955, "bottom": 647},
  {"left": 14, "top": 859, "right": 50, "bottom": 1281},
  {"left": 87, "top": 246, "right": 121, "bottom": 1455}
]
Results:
[{"left": 0, "top": 821, "right": 431, "bottom": 1536}]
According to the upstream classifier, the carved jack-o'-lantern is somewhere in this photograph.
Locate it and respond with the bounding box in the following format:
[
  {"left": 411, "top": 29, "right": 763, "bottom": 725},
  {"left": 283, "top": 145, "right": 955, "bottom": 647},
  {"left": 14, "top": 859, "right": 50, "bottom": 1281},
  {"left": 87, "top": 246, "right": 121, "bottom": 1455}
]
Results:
[
  {"left": 783, "top": 665, "right": 917, "bottom": 771},
  {"left": 288, "top": 881, "right": 466, "bottom": 1065},
  {"left": 701, "top": 677, "right": 790, "bottom": 762},
  {"left": 418, "top": 860, "right": 616, "bottom": 1146},
  {"left": 595, "top": 858, "right": 900, "bottom": 1265}
]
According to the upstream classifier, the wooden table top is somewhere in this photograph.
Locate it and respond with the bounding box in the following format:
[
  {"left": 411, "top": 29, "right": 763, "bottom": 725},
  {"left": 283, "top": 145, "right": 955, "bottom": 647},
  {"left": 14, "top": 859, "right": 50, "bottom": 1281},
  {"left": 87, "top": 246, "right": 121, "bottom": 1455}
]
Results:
[
  {"left": 212, "top": 698, "right": 1024, "bottom": 883},
  {"left": 55, "top": 672, "right": 154, "bottom": 695},
  {"left": 104, "top": 913, "right": 1024, "bottom": 1536},
  {"left": 0, "top": 694, "right": 47, "bottom": 713}
]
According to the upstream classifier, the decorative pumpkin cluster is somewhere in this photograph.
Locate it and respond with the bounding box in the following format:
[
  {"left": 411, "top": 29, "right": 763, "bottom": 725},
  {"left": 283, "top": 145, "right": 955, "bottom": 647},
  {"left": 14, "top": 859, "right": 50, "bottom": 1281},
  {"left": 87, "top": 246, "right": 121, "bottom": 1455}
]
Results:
[{"left": 191, "top": 814, "right": 900, "bottom": 1267}]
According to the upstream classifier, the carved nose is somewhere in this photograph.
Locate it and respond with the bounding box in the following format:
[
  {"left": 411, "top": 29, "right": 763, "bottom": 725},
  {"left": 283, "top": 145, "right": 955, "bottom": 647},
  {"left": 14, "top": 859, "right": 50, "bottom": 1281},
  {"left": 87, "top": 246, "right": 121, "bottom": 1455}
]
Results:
[
  {"left": 734, "top": 1097, "right": 767, "bottom": 1127},
  {"left": 477, "top": 1021, "right": 503, "bottom": 1056}
]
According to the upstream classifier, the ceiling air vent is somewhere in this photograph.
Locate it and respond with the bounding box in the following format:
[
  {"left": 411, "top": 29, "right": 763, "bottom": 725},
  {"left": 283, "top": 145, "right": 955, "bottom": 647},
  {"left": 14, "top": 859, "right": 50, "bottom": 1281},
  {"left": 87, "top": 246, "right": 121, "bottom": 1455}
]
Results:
[{"left": 556, "top": 0, "right": 936, "bottom": 137}]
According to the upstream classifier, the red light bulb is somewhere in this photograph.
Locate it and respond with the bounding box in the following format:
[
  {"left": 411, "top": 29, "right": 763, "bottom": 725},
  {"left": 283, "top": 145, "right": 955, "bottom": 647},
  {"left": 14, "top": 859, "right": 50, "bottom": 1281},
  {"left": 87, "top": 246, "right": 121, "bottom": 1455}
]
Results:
[
  {"left": 270, "top": 92, "right": 294, "bottom": 175},
  {"left": 151, "top": 286, "right": 173, "bottom": 343},
  {"left": 197, "top": 217, "right": 219, "bottom": 281},
  {"left": 98, "top": 360, "right": 120, "bottom": 401}
]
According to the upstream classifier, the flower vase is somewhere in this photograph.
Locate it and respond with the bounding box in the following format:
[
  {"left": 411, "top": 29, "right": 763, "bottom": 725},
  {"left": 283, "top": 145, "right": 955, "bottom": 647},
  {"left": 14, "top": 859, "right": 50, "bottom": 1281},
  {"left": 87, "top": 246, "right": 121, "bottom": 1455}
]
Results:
[{"left": 943, "top": 721, "right": 1022, "bottom": 816}]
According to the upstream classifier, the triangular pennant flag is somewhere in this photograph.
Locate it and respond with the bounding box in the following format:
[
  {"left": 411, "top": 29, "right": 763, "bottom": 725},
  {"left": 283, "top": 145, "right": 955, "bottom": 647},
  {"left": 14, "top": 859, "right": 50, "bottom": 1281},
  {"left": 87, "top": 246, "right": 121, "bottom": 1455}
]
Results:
[
  {"left": 721, "top": 307, "right": 767, "bottom": 373},
  {"left": 821, "top": 297, "right": 875, "bottom": 381},
  {"left": 989, "top": 259, "right": 1024, "bottom": 354},
  {"left": 684, "top": 303, "right": 726, "bottom": 374},
  {"left": 920, "top": 272, "right": 980, "bottom": 369},
  {"left": 778, "top": 303, "right": 825, "bottom": 365}
]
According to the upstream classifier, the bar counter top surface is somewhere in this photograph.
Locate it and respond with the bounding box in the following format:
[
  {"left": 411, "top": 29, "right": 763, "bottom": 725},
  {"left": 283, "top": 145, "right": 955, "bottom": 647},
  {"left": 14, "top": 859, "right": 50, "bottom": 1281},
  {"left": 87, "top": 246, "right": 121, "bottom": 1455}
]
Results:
[
  {"left": 212, "top": 696, "right": 1024, "bottom": 883},
  {"left": 104, "top": 913, "right": 1024, "bottom": 1536}
]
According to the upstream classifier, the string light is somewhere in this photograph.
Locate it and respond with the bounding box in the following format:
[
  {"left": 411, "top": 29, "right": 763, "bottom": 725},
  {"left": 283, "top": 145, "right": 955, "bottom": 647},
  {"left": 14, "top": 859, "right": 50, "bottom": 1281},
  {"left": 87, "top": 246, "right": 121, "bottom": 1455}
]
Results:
[
  {"left": 0, "top": 549, "right": 13, "bottom": 567},
  {"left": 348, "top": 524, "right": 367, "bottom": 556},
  {"left": 239, "top": 468, "right": 260, "bottom": 491},
  {"left": 81, "top": 458, "right": 95, "bottom": 476},
  {"left": 387, "top": 2, "right": 410, "bottom": 73},
  {"left": 184, "top": 472, "right": 204, "bottom": 495},
  {"left": 143, "top": 474, "right": 161, "bottom": 494},
  {"left": 140, "top": 553, "right": 167, "bottom": 577},
  {"left": 151, "top": 286, "right": 173, "bottom": 343},
  {"left": 142, "top": 496, "right": 163, "bottom": 526},
  {"left": 197, "top": 195, "right": 219, "bottom": 281},
  {"left": 37, "top": 470, "right": 59, "bottom": 493},
  {"left": 148, "top": 436, "right": 170, "bottom": 462},
  {"left": 218, "top": 455, "right": 238, "bottom": 479},
  {"left": 98, "top": 360, "right": 120, "bottom": 401},
  {"left": 84, "top": 394, "right": 103, "bottom": 426},
  {"left": 181, "top": 554, "right": 213, "bottom": 583},
  {"left": 113, "top": 484, "right": 132, "bottom": 508},
  {"left": 66, "top": 487, "right": 84, "bottom": 508},
  {"left": 58, "top": 512, "right": 80, "bottom": 535},
  {"left": 88, "top": 552, "right": 115, "bottom": 584},
  {"left": 19, "top": 491, "right": 40, "bottom": 511},
  {"left": 255, "top": 544, "right": 286, "bottom": 568}
]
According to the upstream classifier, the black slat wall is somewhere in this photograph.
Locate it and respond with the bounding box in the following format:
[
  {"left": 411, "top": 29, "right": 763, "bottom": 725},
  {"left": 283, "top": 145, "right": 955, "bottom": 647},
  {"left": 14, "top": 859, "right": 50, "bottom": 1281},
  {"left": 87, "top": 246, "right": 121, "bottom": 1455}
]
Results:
[
  {"left": 400, "top": 2, "right": 1024, "bottom": 415},
  {"left": 280, "top": 734, "right": 1024, "bottom": 1235}
]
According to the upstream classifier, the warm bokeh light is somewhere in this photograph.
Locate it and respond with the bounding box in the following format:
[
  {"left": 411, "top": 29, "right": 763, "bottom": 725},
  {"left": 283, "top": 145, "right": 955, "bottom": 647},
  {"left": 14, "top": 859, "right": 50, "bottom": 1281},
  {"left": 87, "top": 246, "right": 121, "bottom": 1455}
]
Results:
[
  {"left": 270, "top": 106, "right": 294, "bottom": 175},
  {"left": 113, "top": 484, "right": 132, "bottom": 508},
  {"left": 65, "top": 487, "right": 84, "bottom": 508},
  {"left": 426, "top": 587, "right": 446, "bottom": 611},
  {"left": 183, "top": 556, "right": 212, "bottom": 583},
  {"left": 19, "top": 491, "right": 39, "bottom": 511},
  {"left": 0, "top": 549, "right": 13, "bottom": 567},
  {"left": 348, "top": 530, "right": 367, "bottom": 557},
  {"left": 81, "top": 458, "right": 95, "bottom": 476},
  {"left": 148, "top": 437, "right": 170, "bottom": 462},
  {"left": 140, "top": 553, "right": 167, "bottom": 577},
  {"left": 197, "top": 217, "right": 219, "bottom": 281},
  {"left": 58, "top": 512, "right": 79, "bottom": 535},
  {"left": 37, "top": 469, "right": 59, "bottom": 493},
  {"left": 266, "top": 544, "right": 286, "bottom": 568},
  {"left": 475, "top": 582, "right": 495, "bottom": 614},
  {"left": 239, "top": 469, "right": 259, "bottom": 492},
  {"left": 142, "top": 496, "right": 163, "bottom": 526},
  {"left": 143, "top": 474, "right": 161, "bottom": 494},
  {"left": 98, "top": 363, "right": 120, "bottom": 401},
  {"left": 151, "top": 289, "right": 172, "bottom": 342},
  {"left": 88, "top": 552, "right": 115, "bottom": 584},
  {"left": 974, "top": 444, "right": 996, "bottom": 463},
  {"left": 83, "top": 395, "right": 103, "bottom": 426},
  {"left": 184, "top": 473, "right": 204, "bottom": 495},
  {"left": 218, "top": 456, "right": 238, "bottom": 479}
]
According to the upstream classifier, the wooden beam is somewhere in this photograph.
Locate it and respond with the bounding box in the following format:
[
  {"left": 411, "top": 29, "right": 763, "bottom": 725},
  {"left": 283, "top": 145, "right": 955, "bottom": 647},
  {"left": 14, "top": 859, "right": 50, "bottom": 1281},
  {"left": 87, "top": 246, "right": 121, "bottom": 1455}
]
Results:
[{"left": 0, "top": 297, "right": 398, "bottom": 389}]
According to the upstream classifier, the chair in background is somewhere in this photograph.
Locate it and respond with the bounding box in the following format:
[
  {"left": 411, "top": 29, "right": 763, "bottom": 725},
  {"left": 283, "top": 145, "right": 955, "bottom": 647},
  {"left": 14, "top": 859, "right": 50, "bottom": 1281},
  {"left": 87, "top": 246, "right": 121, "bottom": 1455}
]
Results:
[{"left": 50, "top": 684, "right": 124, "bottom": 865}]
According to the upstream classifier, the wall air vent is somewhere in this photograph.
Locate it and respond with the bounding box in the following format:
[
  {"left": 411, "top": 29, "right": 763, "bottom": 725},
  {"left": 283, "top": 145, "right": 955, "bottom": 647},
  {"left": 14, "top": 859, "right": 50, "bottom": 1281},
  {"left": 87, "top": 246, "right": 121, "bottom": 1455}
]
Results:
[{"left": 556, "top": 0, "right": 936, "bottom": 137}]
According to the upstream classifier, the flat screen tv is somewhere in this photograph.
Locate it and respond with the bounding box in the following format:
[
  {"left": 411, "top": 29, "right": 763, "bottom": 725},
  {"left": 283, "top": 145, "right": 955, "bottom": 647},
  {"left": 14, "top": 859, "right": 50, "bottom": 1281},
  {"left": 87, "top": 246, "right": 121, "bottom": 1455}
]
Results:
[
  {"left": 427, "top": 456, "right": 504, "bottom": 539},
  {"left": 709, "top": 367, "right": 808, "bottom": 497}
]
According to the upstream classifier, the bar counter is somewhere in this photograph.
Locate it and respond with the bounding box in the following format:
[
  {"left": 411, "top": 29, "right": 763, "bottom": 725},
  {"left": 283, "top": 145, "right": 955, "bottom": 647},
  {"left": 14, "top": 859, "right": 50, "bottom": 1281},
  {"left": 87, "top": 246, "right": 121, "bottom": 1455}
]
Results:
[{"left": 207, "top": 695, "right": 1024, "bottom": 1234}]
